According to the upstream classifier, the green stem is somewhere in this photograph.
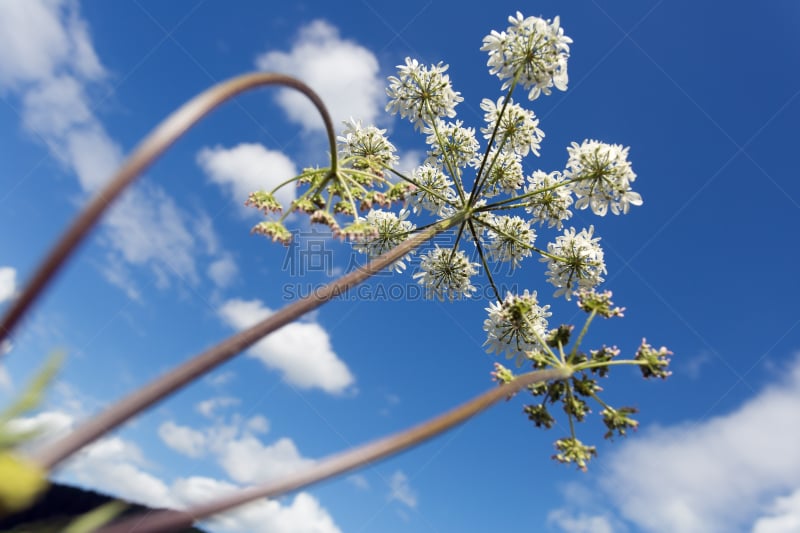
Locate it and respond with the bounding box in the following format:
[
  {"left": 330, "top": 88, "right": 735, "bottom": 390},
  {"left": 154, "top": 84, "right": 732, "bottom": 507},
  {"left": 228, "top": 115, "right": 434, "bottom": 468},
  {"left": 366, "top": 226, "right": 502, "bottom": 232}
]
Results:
[
  {"left": 575, "top": 359, "right": 649, "bottom": 372},
  {"left": 570, "top": 310, "right": 597, "bottom": 361},
  {"left": 384, "top": 166, "right": 457, "bottom": 210}
]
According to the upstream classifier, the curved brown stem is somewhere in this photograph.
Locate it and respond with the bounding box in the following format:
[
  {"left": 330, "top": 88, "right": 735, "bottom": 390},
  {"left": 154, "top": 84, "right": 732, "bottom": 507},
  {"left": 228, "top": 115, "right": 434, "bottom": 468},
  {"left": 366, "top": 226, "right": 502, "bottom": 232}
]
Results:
[
  {"left": 96, "top": 367, "right": 571, "bottom": 533},
  {"left": 0, "top": 73, "right": 337, "bottom": 348},
  {"left": 31, "top": 215, "right": 461, "bottom": 470}
]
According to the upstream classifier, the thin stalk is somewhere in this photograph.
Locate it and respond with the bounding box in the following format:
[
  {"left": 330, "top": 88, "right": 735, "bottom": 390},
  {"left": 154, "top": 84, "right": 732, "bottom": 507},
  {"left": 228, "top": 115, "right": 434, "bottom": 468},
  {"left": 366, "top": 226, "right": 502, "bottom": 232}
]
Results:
[
  {"left": 570, "top": 310, "right": 597, "bottom": 361},
  {"left": 0, "top": 73, "right": 338, "bottom": 348},
  {"left": 96, "top": 367, "right": 571, "bottom": 533},
  {"left": 31, "top": 215, "right": 463, "bottom": 471},
  {"left": 468, "top": 71, "right": 520, "bottom": 203},
  {"left": 467, "top": 219, "right": 501, "bottom": 302}
]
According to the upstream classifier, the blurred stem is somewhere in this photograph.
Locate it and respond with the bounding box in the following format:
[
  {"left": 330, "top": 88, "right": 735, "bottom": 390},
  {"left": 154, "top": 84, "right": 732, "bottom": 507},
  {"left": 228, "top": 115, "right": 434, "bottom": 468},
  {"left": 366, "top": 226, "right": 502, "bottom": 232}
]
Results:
[
  {"left": 32, "top": 214, "right": 463, "bottom": 471},
  {"left": 95, "top": 367, "right": 571, "bottom": 533},
  {"left": 0, "top": 72, "right": 337, "bottom": 349}
]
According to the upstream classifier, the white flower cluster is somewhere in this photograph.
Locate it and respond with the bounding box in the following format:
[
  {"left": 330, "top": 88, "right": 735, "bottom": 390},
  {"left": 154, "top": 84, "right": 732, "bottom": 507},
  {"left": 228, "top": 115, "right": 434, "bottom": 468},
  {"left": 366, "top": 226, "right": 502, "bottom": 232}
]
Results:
[
  {"left": 424, "top": 120, "right": 480, "bottom": 170},
  {"left": 353, "top": 209, "right": 416, "bottom": 272},
  {"left": 541, "top": 226, "right": 606, "bottom": 299},
  {"left": 337, "top": 119, "right": 398, "bottom": 172},
  {"left": 409, "top": 164, "right": 456, "bottom": 216},
  {"left": 484, "top": 215, "right": 536, "bottom": 270},
  {"left": 480, "top": 97, "right": 544, "bottom": 157},
  {"left": 479, "top": 149, "right": 524, "bottom": 198},
  {"left": 566, "top": 140, "right": 642, "bottom": 216},
  {"left": 386, "top": 58, "right": 464, "bottom": 130},
  {"left": 482, "top": 12, "right": 572, "bottom": 100},
  {"left": 413, "top": 247, "right": 479, "bottom": 301},
  {"left": 524, "top": 170, "right": 574, "bottom": 229},
  {"left": 484, "top": 290, "right": 551, "bottom": 363},
  {"left": 343, "top": 13, "right": 641, "bottom": 358}
]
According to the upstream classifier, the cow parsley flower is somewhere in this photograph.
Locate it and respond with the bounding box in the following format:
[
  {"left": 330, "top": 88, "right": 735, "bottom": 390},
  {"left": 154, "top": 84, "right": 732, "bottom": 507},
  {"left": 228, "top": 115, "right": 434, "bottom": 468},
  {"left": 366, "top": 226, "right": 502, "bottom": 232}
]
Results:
[
  {"left": 337, "top": 119, "right": 398, "bottom": 175},
  {"left": 480, "top": 97, "right": 544, "bottom": 157},
  {"left": 352, "top": 209, "right": 416, "bottom": 272},
  {"left": 409, "top": 164, "right": 456, "bottom": 215},
  {"left": 484, "top": 215, "right": 536, "bottom": 270},
  {"left": 386, "top": 58, "right": 463, "bottom": 130},
  {"left": 542, "top": 225, "right": 606, "bottom": 299},
  {"left": 565, "top": 140, "right": 642, "bottom": 216},
  {"left": 482, "top": 12, "right": 572, "bottom": 100},
  {"left": 424, "top": 120, "right": 479, "bottom": 169},
  {"left": 524, "top": 170, "right": 574, "bottom": 229},
  {"left": 484, "top": 290, "right": 551, "bottom": 363},
  {"left": 478, "top": 149, "right": 524, "bottom": 198},
  {"left": 414, "top": 247, "right": 479, "bottom": 301}
]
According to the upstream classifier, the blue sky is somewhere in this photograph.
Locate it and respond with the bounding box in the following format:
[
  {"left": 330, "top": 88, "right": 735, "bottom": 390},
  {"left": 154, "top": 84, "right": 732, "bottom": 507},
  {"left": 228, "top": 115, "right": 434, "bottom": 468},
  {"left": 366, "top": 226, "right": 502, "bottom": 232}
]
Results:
[{"left": 1, "top": 1, "right": 800, "bottom": 532}]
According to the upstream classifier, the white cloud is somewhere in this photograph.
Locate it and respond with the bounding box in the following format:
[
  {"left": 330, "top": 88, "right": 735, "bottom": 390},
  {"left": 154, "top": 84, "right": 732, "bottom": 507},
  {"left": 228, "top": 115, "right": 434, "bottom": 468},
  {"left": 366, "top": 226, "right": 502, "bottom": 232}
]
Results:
[
  {"left": 0, "top": 266, "right": 17, "bottom": 303},
  {"left": 97, "top": 253, "right": 142, "bottom": 302},
  {"left": 9, "top": 408, "right": 176, "bottom": 509},
  {"left": 246, "top": 414, "right": 270, "bottom": 434},
  {"left": 13, "top": 411, "right": 341, "bottom": 533},
  {"left": 255, "top": 20, "right": 384, "bottom": 132},
  {"left": 395, "top": 149, "right": 424, "bottom": 177},
  {"left": 595, "top": 355, "right": 800, "bottom": 533},
  {"left": 347, "top": 474, "right": 369, "bottom": 490},
  {"left": 219, "top": 436, "right": 315, "bottom": 485},
  {"left": 217, "top": 298, "right": 355, "bottom": 394},
  {"left": 753, "top": 489, "right": 800, "bottom": 533},
  {"left": 547, "top": 509, "right": 616, "bottom": 533},
  {"left": 157, "top": 416, "right": 313, "bottom": 486},
  {"left": 208, "top": 254, "right": 240, "bottom": 288},
  {"left": 197, "top": 143, "right": 297, "bottom": 211},
  {"left": 172, "top": 476, "right": 342, "bottom": 533},
  {"left": 0, "top": 0, "right": 102, "bottom": 87},
  {"left": 387, "top": 470, "right": 417, "bottom": 509},
  {"left": 6, "top": 409, "right": 74, "bottom": 447},
  {"left": 158, "top": 421, "right": 207, "bottom": 459},
  {"left": 196, "top": 396, "right": 241, "bottom": 419},
  {"left": 207, "top": 370, "right": 236, "bottom": 388},
  {"left": 103, "top": 185, "right": 201, "bottom": 287},
  {"left": 0, "top": 0, "right": 232, "bottom": 297},
  {"left": 0, "top": 363, "right": 10, "bottom": 391}
]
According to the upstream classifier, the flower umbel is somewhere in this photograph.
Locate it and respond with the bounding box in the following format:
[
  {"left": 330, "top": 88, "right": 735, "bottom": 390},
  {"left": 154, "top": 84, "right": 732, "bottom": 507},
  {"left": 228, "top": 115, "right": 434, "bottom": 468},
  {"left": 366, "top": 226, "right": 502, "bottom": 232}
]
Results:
[
  {"left": 484, "top": 290, "right": 551, "bottom": 363},
  {"left": 480, "top": 97, "right": 544, "bottom": 157},
  {"left": 338, "top": 119, "right": 398, "bottom": 176},
  {"left": 483, "top": 215, "right": 536, "bottom": 270},
  {"left": 353, "top": 209, "right": 416, "bottom": 272},
  {"left": 566, "top": 139, "right": 642, "bottom": 216},
  {"left": 542, "top": 226, "right": 606, "bottom": 299},
  {"left": 482, "top": 12, "right": 572, "bottom": 100},
  {"left": 414, "top": 247, "right": 479, "bottom": 301},
  {"left": 386, "top": 58, "right": 463, "bottom": 130},
  {"left": 425, "top": 120, "right": 480, "bottom": 169},
  {"left": 408, "top": 164, "right": 456, "bottom": 216},
  {"left": 524, "top": 170, "right": 574, "bottom": 229}
]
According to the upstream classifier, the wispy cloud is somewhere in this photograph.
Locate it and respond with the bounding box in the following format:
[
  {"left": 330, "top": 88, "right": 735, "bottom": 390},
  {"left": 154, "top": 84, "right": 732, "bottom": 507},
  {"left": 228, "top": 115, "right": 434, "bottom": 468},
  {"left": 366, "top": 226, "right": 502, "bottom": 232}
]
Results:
[
  {"left": 0, "top": 0, "right": 235, "bottom": 297},
  {"left": 196, "top": 396, "right": 241, "bottom": 419},
  {"left": 387, "top": 470, "right": 417, "bottom": 509}
]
